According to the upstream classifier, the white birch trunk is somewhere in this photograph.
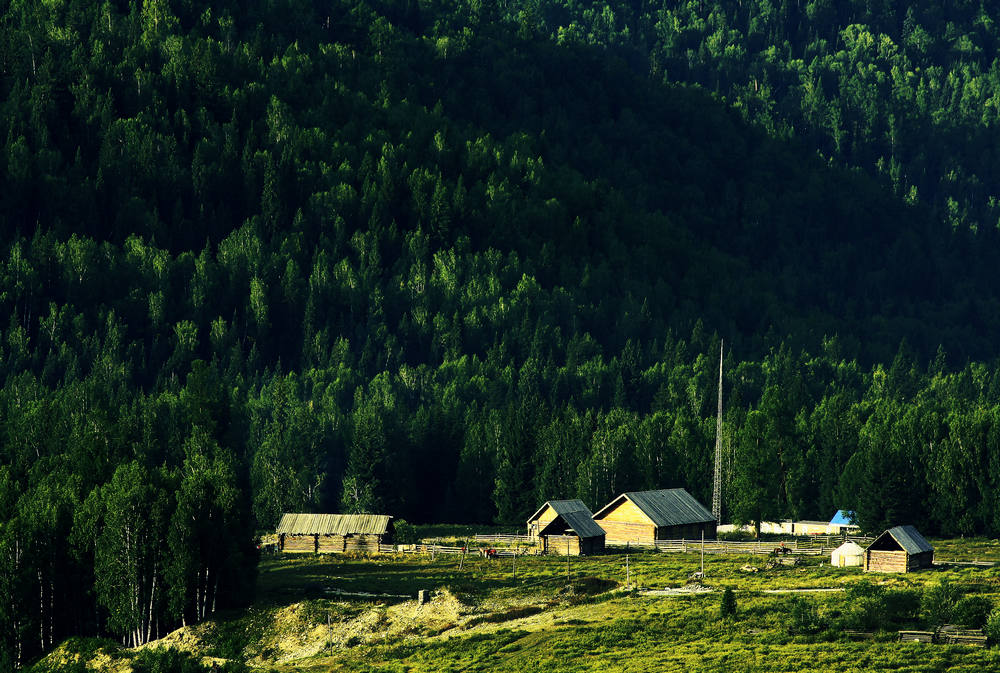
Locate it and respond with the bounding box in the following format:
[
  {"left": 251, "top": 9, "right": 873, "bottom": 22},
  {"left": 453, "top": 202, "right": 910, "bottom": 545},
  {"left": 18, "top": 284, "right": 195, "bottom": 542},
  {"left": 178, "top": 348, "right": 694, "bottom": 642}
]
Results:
[{"left": 38, "top": 569, "right": 45, "bottom": 651}]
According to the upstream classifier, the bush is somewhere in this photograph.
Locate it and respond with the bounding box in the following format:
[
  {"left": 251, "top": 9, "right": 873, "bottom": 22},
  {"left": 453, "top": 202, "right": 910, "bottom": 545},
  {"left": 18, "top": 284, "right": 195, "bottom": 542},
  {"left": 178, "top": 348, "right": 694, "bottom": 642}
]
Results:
[
  {"left": 952, "top": 595, "right": 993, "bottom": 628},
  {"left": 720, "top": 587, "right": 737, "bottom": 618},
  {"left": 921, "top": 580, "right": 960, "bottom": 627},
  {"left": 394, "top": 519, "right": 418, "bottom": 544},
  {"left": 788, "top": 597, "right": 826, "bottom": 635},
  {"left": 985, "top": 609, "right": 1000, "bottom": 644},
  {"left": 883, "top": 589, "right": 922, "bottom": 624}
]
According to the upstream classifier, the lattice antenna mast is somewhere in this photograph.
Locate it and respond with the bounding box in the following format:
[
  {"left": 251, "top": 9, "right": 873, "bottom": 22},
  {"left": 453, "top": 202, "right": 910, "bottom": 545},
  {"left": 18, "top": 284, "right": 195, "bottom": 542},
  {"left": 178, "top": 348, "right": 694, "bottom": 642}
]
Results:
[{"left": 712, "top": 340, "right": 723, "bottom": 522}]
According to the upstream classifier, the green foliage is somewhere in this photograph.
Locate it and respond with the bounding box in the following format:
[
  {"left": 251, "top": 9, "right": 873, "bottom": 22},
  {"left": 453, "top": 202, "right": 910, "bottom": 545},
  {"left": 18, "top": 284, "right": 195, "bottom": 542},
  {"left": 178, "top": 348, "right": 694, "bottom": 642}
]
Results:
[
  {"left": 985, "top": 608, "right": 1000, "bottom": 644},
  {"left": 952, "top": 595, "right": 994, "bottom": 629},
  {"left": 720, "top": 587, "right": 737, "bottom": 618},
  {"left": 393, "top": 519, "right": 417, "bottom": 544},
  {"left": 921, "top": 580, "right": 961, "bottom": 627},
  {"left": 788, "top": 596, "right": 826, "bottom": 635},
  {"left": 10, "top": 0, "right": 1000, "bottom": 666}
]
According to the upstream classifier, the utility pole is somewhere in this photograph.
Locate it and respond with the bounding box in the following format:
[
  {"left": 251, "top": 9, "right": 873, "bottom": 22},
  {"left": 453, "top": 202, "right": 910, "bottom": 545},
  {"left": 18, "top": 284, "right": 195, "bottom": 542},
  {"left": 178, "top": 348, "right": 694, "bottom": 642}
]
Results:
[
  {"left": 701, "top": 529, "right": 705, "bottom": 578},
  {"left": 626, "top": 541, "right": 631, "bottom": 587},
  {"left": 712, "top": 340, "right": 724, "bottom": 522}
]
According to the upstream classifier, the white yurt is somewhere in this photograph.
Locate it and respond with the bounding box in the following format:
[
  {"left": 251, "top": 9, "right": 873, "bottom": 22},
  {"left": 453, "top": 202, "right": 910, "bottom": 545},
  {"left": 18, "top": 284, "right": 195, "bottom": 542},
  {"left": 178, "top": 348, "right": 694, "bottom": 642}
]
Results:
[{"left": 830, "top": 541, "right": 865, "bottom": 567}]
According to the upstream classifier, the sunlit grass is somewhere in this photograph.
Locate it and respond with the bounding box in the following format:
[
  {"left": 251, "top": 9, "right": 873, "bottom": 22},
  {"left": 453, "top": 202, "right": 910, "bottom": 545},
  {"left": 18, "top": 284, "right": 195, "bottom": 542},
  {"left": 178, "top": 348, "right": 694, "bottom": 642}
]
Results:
[{"left": 245, "top": 540, "right": 1000, "bottom": 672}]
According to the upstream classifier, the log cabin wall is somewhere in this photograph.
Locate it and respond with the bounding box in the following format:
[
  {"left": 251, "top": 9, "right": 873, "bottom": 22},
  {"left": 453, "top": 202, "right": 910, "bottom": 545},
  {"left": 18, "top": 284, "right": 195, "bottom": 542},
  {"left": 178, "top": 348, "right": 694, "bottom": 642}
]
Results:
[
  {"left": 545, "top": 535, "right": 582, "bottom": 555},
  {"left": 865, "top": 550, "right": 909, "bottom": 573},
  {"left": 344, "top": 534, "right": 383, "bottom": 553},
  {"left": 284, "top": 534, "right": 318, "bottom": 553},
  {"left": 317, "top": 535, "right": 347, "bottom": 552},
  {"left": 596, "top": 499, "right": 656, "bottom": 544}
]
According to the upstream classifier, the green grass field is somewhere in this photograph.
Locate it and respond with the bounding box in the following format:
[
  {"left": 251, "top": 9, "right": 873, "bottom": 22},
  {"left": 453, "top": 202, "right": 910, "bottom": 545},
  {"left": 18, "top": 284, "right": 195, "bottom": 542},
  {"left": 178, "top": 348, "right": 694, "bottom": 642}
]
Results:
[
  {"left": 243, "top": 541, "right": 1000, "bottom": 672},
  {"left": 32, "top": 537, "right": 1000, "bottom": 672}
]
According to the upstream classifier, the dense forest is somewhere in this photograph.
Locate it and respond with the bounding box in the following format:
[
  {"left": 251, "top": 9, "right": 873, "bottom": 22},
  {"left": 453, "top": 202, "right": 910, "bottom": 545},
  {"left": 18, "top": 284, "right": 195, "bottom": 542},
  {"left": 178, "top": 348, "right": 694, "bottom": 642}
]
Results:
[{"left": 6, "top": 0, "right": 1000, "bottom": 667}]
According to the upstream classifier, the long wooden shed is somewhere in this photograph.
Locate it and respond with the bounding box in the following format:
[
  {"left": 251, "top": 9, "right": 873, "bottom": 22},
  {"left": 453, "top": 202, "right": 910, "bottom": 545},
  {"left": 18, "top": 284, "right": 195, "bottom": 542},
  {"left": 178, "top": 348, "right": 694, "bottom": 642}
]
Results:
[
  {"left": 863, "top": 525, "right": 934, "bottom": 573},
  {"left": 276, "top": 513, "right": 394, "bottom": 554},
  {"left": 527, "top": 500, "right": 605, "bottom": 555},
  {"left": 592, "top": 489, "right": 716, "bottom": 545}
]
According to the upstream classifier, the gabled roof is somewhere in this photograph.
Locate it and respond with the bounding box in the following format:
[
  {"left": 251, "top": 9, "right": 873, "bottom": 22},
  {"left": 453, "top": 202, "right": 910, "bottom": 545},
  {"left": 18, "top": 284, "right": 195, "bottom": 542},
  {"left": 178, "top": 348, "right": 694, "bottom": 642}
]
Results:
[
  {"left": 527, "top": 499, "right": 590, "bottom": 524},
  {"left": 277, "top": 513, "right": 392, "bottom": 536},
  {"left": 867, "top": 525, "right": 934, "bottom": 555},
  {"left": 830, "top": 510, "right": 857, "bottom": 526},
  {"left": 593, "top": 489, "right": 715, "bottom": 527},
  {"left": 539, "top": 510, "right": 606, "bottom": 540}
]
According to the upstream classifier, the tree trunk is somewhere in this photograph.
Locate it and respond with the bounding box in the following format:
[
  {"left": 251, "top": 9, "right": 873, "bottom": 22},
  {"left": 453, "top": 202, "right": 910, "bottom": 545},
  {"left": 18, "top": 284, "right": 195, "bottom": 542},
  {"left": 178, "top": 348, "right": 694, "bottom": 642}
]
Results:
[
  {"left": 38, "top": 569, "right": 45, "bottom": 651},
  {"left": 145, "top": 564, "right": 157, "bottom": 645}
]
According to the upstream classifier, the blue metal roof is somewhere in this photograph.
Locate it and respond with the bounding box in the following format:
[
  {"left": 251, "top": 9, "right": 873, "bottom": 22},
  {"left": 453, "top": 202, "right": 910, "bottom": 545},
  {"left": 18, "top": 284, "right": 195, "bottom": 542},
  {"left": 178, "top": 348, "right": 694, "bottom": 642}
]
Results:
[{"left": 829, "top": 510, "right": 857, "bottom": 526}]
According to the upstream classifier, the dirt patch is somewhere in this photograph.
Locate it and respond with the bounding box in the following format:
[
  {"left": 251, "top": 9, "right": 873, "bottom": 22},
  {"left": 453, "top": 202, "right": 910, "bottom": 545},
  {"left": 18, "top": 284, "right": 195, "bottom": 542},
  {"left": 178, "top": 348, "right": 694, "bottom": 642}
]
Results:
[{"left": 641, "top": 584, "right": 714, "bottom": 596}]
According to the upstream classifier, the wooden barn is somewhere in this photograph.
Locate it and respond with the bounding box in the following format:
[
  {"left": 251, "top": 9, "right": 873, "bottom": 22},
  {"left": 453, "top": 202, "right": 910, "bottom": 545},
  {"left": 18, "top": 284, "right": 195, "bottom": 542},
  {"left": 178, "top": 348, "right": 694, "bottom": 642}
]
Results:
[
  {"left": 592, "top": 489, "right": 716, "bottom": 545},
  {"left": 276, "top": 513, "right": 394, "bottom": 554},
  {"left": 527, "top": 500, "right": 605, "bottom": 556},
  {"left": 863, "top": 525, "right": 934, "bottom": 573}
]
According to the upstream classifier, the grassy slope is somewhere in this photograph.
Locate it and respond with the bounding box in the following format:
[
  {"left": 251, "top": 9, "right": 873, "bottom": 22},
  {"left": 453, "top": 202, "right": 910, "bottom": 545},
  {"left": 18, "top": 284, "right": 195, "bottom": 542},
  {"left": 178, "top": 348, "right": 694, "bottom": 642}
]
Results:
[
  {"left": 218, "top": 542, "right": 1000, "bottom": 672},
  {"left": 36, "top": 538, "right": 1000, "bottom": 672}
]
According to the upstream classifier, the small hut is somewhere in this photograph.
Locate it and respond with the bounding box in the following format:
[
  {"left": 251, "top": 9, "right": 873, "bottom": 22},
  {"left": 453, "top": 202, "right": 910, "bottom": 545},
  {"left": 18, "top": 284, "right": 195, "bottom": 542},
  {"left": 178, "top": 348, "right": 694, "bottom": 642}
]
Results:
[
  {"left": 527, "top": 500, "right": 605, "bottom": 556},
  {"left": 592, "top": 489, "right": 716, "bottom": 545},
  {"left": 276, "top": 513, "right": 394, "bottom": 554},
  {"left": 831, "top": 541, "right": 864, "bottom": 567},
  {"left": 863, "top": 525, "right": 934, "bottom": 573}
]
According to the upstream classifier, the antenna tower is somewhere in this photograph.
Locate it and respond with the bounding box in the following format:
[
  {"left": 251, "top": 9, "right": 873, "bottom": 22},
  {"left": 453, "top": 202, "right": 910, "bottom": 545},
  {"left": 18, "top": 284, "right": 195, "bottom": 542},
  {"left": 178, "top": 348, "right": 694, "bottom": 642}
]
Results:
[{"left": 712, "top": 340, "right": 723, "bottom": 521}]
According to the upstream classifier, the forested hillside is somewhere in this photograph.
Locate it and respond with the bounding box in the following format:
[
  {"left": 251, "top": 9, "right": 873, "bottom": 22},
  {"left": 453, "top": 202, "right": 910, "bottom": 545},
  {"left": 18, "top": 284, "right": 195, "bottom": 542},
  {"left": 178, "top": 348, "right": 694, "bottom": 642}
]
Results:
[{"left": 5, "top": 0, "right": 1000, "bottom": 667}]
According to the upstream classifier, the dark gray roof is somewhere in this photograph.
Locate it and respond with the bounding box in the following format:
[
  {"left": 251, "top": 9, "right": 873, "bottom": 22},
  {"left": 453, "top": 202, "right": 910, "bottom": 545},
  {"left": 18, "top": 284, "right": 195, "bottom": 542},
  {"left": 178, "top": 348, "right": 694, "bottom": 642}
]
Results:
[
  {"left": 540, "top": 510, "right": 605, "bottom": 540},
  {"left": 527, "top": 499, "right": 590, "bottom": 523},
  {"left": 594, "top": 489, "right": 715, "bottom": 527},
  {"left": 871, "top": 525, "right": 934, "bottom": 555}
]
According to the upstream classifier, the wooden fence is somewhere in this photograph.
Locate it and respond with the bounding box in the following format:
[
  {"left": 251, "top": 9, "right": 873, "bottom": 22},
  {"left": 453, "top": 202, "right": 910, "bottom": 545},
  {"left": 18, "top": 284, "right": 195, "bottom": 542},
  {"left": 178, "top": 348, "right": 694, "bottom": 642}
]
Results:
[
  {"left": 397, "top": 544, "right": 532, "bottom": 557},
  {"left": 472, "top": 534, "right": 536, "bottom": 544},
  {"left": 604, "top": 536, "right": 872, "bottom": 557}
]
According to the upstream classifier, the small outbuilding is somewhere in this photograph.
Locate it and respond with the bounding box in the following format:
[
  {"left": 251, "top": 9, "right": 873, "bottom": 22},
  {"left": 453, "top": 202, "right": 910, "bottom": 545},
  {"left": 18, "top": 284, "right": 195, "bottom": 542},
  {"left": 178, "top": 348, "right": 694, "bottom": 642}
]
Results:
[
  {"left": 830, "top": 541, "right": 865, "bottom": 567},
  {"left": 527, "top": 500, "right": 605, "bottom": 555},
  {"left": 592, "top": 488, "right": 716, "bottom": 545},
  {"left": 276, "top": 513, "right": 394, "bottom": 554},
  {"left": 863, "top": 525, "right": 934, "bottom": 573}
]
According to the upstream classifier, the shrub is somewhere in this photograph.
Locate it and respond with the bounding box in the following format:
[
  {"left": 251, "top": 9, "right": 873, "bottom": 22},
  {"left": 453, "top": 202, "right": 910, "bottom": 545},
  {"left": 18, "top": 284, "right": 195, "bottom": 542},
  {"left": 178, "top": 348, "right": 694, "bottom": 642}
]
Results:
[
  {"left": 921, "top": 580, "right": 960, "bottom": 627},
  {"left": 984, "top": 609, "right": 1000, "bottom": 644},
  {"left": 720, "top": 587, "right": 737, "bottom": 618},
  {"left": 394, "top": 519, "right": 418, "bottom": 544},
  {"left": 788, "top": 597, "right": 826, "bottom": 635},
  {"left": 883, "top": 589, "right": 922, "bottom": 624},
  {"left": 952, "top": 595, "right": 993, "bottom": 628}
]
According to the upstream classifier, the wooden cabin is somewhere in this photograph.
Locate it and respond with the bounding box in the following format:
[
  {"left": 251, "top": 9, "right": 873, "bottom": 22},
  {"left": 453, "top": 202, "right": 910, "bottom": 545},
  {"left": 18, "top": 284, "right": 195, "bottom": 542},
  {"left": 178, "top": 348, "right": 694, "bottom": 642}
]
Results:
[
  {"left": 592, "top": 489, "right": 716, "bottom": 545},
  {"left": 863, "top": 525, "right": 934, "bottom": 573},
  {"left": 527, "top": 500, "right": 605, "bottom": 556},
  {"left": 276, "top": 513, "right": 394, "bottom": 554}
]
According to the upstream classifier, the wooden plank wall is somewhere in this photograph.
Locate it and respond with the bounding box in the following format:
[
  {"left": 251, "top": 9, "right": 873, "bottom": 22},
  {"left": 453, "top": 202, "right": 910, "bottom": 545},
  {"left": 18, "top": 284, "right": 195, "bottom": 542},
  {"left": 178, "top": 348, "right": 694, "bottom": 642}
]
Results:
[
  {"left": 865, "top": 550, "right": 908, "bottom": 572},
  {"left": 344, "top": 534, "right": 382, "bottom": 553},
  {"left": 597, "top": 499, "right": 656, "bottom": 544},
  {"left": 283, "top": 535, "right": 317, "bottom": 553},
  {"left": 317, "top": 535, "right": 347, "bottom": 553},
  {"left": 545, "top": 535, "right": 582, "bottom": 556}
]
